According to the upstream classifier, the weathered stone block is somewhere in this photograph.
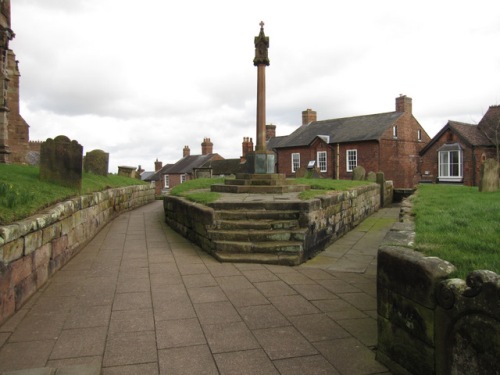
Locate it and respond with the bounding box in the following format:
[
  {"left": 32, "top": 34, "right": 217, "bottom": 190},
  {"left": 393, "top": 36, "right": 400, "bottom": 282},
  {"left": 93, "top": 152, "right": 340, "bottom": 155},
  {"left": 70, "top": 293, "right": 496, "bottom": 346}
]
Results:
[
  {"left": 34, "top": 244, "right": 52, "bottom": 269},
  {"left": 24, "top": 230, "right": 43, "bottom": 256},
  {"left": 377, "top": 316, "right": 435, "bottom": 375},
  {"left": 52, "top": 235, "right": 68, "bottom": 259},
  {"left": 378, "top": 246, "right": 455, "bottom": 308},
  {"left": 42, "top": 223, "right": 61, "bottom": 245},
  {"left": 479, "top": 158, "right": 499, "bottom": 192},
  {"left": 2, "top": 238, "right": 24, "bottom": 263},
  {"left": 11, "top": 256, "right": 33, "bottom": 285}
]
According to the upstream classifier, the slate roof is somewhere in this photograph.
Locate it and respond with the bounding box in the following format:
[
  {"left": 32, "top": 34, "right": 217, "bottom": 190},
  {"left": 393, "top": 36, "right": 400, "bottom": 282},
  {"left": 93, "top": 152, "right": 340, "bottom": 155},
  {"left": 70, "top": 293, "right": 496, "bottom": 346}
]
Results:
[
  {"left": 140, "top": 171, "right": 156, "bottom": 181},
  {"left": 272, "top": 111, "right": 403, "bottom": 149},
  {"left": 164, "top": 154, "right": 222, "bottom": 174},
  {"left": 449, "top": 121, "right": 491, "bottom": 146},
  {"left": 200, "top": 158, "right": 244, "bottom": 175},
  {"left": 478, "top": 105, "right": 500, "bottom": 144},
  {"left": 420, "top": 120, "right": 494, "bottom": 156},
  {"left": 149, "top": 163, "right": 174, "bottom": 181}
]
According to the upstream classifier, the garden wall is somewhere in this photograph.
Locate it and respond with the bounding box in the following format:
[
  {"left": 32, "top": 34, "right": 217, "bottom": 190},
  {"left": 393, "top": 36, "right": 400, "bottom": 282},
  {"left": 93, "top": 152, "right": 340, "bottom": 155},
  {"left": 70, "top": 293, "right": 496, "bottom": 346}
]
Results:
[
  {"left": 0, "top": 185, "right": 155, "bottom": 325},
  {"left": 377, "top": 200, "right": 500, "bottom": 375}
]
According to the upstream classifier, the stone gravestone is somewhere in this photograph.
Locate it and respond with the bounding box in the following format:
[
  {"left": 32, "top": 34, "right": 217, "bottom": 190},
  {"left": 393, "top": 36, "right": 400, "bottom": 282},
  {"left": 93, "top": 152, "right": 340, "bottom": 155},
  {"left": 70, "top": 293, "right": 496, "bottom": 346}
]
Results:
[
  {"left": 366, "top": 171, "right": 377, "bottom": 182},
  {"left": 39, "top": 135, "right": 83, "bottom": 190},
  {"left": 479, "top": 158, "right": 499, "bottom": 192},
  {"left": 352, "top": 165, "right": 366, "bottom": 181},
  {"left": 84, "top": 149, "right": 109, "bottom": 176}
]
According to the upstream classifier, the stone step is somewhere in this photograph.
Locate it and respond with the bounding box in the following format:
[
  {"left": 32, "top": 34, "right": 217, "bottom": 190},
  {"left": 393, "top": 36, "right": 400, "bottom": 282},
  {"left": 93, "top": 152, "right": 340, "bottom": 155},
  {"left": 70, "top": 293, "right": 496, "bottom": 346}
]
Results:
[
  {"left": 216, "top": 219, "right": 299, "bottom": 230},
  {"left": 210, "top": 184, "right": 309, "bottom": 194},
  {"left": 214, "top": 209, "right": 301, "bottom": 221},
  {"left": 210, "top": 201, "right": 309, "bottom": 212},
  {"left": 213, "top": 251, "right": 301, "bottom": 266},
  {"left": 213, "top": 240, "right": 303, "bottom": 254},
  {"left": 208, "top": 229, "right": 306, "bottom": 242}
]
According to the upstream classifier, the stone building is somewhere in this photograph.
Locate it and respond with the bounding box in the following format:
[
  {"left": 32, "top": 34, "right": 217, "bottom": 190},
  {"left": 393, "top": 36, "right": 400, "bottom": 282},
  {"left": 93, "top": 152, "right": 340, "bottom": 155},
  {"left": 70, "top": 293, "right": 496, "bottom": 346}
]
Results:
[
  {"left": 419, "top": 105, "right": 500, "bottom": 186},
  {"left": 0, "top": 0, "right": 39, "bottom": 165},
  {"left": 270, "top": 95, "right": 430, "bottom": 189}
]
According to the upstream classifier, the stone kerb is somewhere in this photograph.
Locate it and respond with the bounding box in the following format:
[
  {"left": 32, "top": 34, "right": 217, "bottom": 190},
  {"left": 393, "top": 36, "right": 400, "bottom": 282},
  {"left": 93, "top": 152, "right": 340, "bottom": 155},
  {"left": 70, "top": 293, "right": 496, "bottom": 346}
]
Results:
[
  {"left": 377, "top": 196, "right": 500, "bottom": 375},
  {"left": 0, "top": 184, "right": 154, "bottom": 325}
]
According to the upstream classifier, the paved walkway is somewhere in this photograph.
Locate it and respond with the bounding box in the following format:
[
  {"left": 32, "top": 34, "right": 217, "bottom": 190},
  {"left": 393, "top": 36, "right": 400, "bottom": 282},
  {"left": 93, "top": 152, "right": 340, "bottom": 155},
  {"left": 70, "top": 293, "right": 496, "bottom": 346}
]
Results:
[{"left": 0, "top": 200, "right": 399, "bottom": 375}]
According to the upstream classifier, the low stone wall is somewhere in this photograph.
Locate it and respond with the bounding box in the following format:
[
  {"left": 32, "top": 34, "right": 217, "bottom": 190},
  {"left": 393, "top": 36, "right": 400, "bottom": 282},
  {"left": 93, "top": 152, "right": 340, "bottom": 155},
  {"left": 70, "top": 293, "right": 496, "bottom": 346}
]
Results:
[
  {"left": 164, "top": 182, "right": 386, "bottom": 264},
  {"left": 377, "top": 199, "right": 500, "bottom": 375},
  {"left": 0, "top": 185, "right": 155, "bottom": 326}
]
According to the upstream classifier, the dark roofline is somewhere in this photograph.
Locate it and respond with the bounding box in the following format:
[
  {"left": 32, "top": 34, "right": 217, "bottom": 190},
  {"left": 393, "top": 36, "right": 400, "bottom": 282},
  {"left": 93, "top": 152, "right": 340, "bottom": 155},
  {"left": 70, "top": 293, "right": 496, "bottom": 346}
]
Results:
[{"left": 419, "top": 120, "right": 487, "bottom": 155}]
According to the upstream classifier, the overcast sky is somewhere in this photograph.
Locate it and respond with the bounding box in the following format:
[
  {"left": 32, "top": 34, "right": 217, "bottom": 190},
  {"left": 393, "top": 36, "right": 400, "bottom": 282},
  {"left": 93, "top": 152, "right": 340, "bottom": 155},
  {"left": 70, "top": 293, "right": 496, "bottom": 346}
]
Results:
[{"left": 11, "top": 0, "right": 500, "bottom": 173}]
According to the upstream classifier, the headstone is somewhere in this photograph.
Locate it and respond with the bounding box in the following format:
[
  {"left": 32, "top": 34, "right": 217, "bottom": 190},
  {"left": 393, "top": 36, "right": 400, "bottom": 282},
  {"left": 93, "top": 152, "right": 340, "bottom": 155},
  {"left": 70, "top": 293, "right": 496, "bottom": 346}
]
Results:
[
  {"left": 84, "top": 149, "right": 109, "bottom": 176},
  {"left": 352, "top": 166, "right": 366, "bottom": 181},
  {"left": 479, "top": 158, "right": 499, "bottom": 192},
  {"left": 295, "top": 167, "right": 308, "bottom": 178},
  {"left": 39, "top": 135, "right": 83, "bottom": 189},
  {"left": 366, "top": 171, "right": 377, "bottom": 182},
  {"left": 117, "top": 166, "right": 137, "bottom": 178}
]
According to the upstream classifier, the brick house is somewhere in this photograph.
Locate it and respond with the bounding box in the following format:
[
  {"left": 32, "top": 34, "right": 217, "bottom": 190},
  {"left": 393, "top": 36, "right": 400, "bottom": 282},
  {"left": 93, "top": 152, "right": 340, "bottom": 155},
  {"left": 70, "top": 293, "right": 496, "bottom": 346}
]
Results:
[
  {"left": 270, "top": 95, "right": 430, "bottom": 189},
  {"left": 149, "top": 138, "right": 223, "bottom": 194},
  {"left": 419, "top": 105, "right": 500, "bottom": 186}
]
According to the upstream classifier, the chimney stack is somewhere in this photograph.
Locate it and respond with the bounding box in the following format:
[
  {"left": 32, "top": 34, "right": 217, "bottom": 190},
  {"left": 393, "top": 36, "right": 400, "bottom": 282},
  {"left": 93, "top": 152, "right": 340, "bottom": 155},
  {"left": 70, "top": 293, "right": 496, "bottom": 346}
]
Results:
[
  {"left": 241, "top": 137, "right": 254, "bottom": 162},
  {"left": 396, "top": 94, "right": 412, "bottom": 115},
  {"left": 201, "top": 138, "right": 213, "bottom": 155},
  {"left": 302, "top": 109, "right": 317, "bottom": 125},
  {"left": 266, "top": 124, "right": 276, "bottom": 140},
  {"left": 183, "top": 145, "right": 190, "bottom": 157},
  {"left": 154, "top": 159, "right": 162, "bottom": 171}
]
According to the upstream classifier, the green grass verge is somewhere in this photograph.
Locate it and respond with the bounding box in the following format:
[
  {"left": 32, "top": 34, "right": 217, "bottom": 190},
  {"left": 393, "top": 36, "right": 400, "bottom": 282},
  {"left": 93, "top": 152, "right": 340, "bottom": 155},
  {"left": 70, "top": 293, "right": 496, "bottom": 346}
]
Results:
[
  {"left": 170, "top": 178, "right": 225, "bottom": 204},
  {"left": 412, "top": 184, "right": 500, "bottom": 279},
  {"left": 0, "top": 164, "right": 146, "bottom": 225},
  {"left": 292, "top": 178, "right": 371, "bottom": 200}
]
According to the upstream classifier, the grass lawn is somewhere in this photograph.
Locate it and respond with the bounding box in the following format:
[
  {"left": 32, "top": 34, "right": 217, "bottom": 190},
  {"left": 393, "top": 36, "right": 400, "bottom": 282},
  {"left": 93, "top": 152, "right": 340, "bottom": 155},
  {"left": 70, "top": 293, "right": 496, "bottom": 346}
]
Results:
[
  {"left": 412, "top": 184, "right": 500, "bottom": 279},
  {"left": 0, "top": 164, "right": 146, "bottom": 225}
]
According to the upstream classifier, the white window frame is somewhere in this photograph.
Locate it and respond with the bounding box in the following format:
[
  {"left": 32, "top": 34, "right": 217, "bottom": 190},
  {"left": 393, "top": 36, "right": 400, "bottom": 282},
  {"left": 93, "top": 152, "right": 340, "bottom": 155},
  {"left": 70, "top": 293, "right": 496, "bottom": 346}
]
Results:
[
  {"left": 180, "top": 174, "right": 187, "bottom": 183},
  {"left": 438, "top": 149, "right": 463, "bottom": 181},
  {"left": 417, "top": 129, "right": 422, "bottom": 141},
  {"left": 317, "top": 151, "right": 327, "bottom": 172},
  {"left": 346, "top": 149, "right": 357, "bottom": 172},
  {"left": 392, "top": 126, "right": 398, "bottom": 138},
  {"left": 291, "top": 153, "right": 300, "bottom": 173},
  {"left": 164, "top": 174, "right": 170, "bottom": 188}
]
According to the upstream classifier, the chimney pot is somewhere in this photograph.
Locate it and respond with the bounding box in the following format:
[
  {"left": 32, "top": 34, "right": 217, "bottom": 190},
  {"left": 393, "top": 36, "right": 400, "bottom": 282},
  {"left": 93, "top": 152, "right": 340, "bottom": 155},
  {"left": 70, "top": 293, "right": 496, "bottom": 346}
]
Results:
[
  {"left": 395, "top": 95, "right": 412, "bottom": 114},
  {"left": 302, "top": 109, "right": 317, "bottom": 125}
]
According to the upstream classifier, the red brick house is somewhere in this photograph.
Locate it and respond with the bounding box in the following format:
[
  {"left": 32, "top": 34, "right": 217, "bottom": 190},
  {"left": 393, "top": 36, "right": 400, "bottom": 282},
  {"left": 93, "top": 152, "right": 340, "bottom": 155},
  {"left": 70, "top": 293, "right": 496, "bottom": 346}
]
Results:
[
  {"left": 270, "top": 95, "right": 430, "bottom": 189},
  {"left": 148, "top": 138, "right": 223, "bottom": 194},
  {"left": 419, "top": 105, "right": 500, "bottom": 186}
]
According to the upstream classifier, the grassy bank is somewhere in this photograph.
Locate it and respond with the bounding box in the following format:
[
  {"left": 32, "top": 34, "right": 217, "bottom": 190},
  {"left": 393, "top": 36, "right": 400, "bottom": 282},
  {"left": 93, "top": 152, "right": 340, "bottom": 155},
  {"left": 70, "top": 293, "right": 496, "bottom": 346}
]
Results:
[
  {"left": 0, "top": 164, "right": 146, "bottom": 225},
  {"left": 170, "top": 177, "right": 371, "bottom": 204},
  {"left": 412, "top": 184, "right": 500, "bottom": 278}
]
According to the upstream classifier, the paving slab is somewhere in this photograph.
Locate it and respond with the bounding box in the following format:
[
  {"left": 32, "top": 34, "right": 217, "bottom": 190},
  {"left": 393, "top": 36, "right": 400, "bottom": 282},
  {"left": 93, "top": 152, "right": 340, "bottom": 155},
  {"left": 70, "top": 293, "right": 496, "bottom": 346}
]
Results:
[{"left": 0, "top": 199, "right": 398, "bottom": 375}]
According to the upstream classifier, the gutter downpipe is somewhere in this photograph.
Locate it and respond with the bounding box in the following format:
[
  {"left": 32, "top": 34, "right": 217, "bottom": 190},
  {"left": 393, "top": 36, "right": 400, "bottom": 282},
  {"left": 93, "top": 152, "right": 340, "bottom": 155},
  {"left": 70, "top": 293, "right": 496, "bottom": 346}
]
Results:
[{"left": 336, "top": 143, "right": 340, "bottom": 180}]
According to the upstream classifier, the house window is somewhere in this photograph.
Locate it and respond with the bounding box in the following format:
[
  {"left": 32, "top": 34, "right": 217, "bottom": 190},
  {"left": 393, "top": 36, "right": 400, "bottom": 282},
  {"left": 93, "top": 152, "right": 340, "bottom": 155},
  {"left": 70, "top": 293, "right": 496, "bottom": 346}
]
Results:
[
  {"left": 317, "top": 151, "right": 327, "bottom": 172},
  {"left": 393, "top": 126, "right": 398, "bottom": 138},
  {"left": 438, "top": 144, "right": 463, "bottom": 182},
  {"left": 291, "top": 153, "right": 300, "bottom": 173},
  {"left": 181, "top": 174, "right": 187, "bottom": 183},
  {"left": 164, "top": 175, "right": 169, "bottom": 188},
  {"left": 417, "top": 129, "right": 422, "bottom": 141},
  {"left": 346, "top": 150, "right": 357, "bottom": 172}
]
